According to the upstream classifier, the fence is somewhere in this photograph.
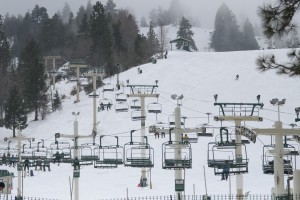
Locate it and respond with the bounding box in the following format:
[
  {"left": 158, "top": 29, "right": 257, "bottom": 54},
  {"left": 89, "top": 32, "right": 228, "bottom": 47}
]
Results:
[
  {"left": 99, "top": 194, "right": 300, "bottom": 200},
  {"left": 0, "top": 195, "right": 59, "bottom": 200}
]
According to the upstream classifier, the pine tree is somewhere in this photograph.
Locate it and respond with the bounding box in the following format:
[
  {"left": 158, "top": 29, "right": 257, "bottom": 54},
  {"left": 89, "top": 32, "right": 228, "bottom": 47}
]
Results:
[
  {"left": 19, "top": 39, "right": 46, "bottom": 121},
  {"left": 89, "top": 1, "right": 113, "bottom": 70},
  {"left": 210, "top": 3, "right": 242, "bottom": 52},
  {"left": 0, "top": 15, "right": 11, "bottom": 74},
  {"left": 147, "top": 21, "right": 159, "bottom": 56},
  {"left": 168, "top": 0, "right": 184, "bottom": 25},
  {"left": 176, "top": 17, "right": 197, "bottom": 51},
  {"left": 241, "top": 19, "right": 259, "bottom": 50},
  {"left": 52, "top": 90, "right": 62, "bottom": 111},
  {"left": 105, "top": 0, "right": 117, "bottom": 13},
  {"left": 0, "top": 15, "right": 12, "bottom": 120},
  {"left": 140, "top": 17, "right": 148, "bottom": 27},
  {"left": 4, "top": 85, "right": 28, "bottom": 137},
  {"left": 257, "top": 0, "right": 300, "bottom": 76},
  {"left": 61, "top": 3, "right": 72, "bottom": 24}
]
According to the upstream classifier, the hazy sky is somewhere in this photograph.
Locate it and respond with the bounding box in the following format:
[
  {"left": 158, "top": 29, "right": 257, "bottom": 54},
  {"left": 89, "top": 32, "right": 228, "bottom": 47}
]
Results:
[{"left": 0, "top": 0, "right": 270, "bottom": 28}]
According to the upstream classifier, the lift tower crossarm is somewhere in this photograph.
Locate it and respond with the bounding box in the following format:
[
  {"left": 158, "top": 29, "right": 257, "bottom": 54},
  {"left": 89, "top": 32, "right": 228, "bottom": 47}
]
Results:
[
  {"left": 252, "top": 128, "right": 300, "bottom": 136},
  {"left": 214, "top": 102, "right": 263, "bottom": 116},
  {"left": 128, "top": 94, "right": 159, "bottom": 98},
  {"left": 215, "top": 116, "right": 263, "bottom": 122}
]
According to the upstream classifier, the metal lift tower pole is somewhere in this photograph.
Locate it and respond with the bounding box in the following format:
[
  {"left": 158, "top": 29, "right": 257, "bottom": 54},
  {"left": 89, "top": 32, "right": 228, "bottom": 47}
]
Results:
[
  {"left": 5, "top": 127, "right": 34, "bottom": 200},
  {"left": 44, "top": 56, "right": 62, "bottom": 91},
  {"left": 174, "top": 100, "right": 183, "bottom": 200},
  {"left": 252, "top": 99, "right": 300, "bottom": 197},
  {"left": 214, "top": 95, "right": 263, "bottom": 198},
  {"left": 69, "top": 60, "right": 88, "bottom": 103},
  {"left": 85, "top": 70, "right": 104, "bottom": 143},
  {"left": 127, "top": 80, "right": 159, "bottom": 187},
  {"left": 55, "top": 114, "right": 94, "bottom": 200}
]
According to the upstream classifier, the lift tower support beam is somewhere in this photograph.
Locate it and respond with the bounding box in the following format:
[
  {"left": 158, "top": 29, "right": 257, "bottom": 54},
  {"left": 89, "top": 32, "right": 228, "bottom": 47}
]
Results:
[
  {"left": 85, "top": 70, "right": 105, "bottom": 144},
  {"left": 214, "top": 99, "right": 263, "bottom": 199},
  {"left": 127, "top": 81, "right": 159, "bottom": 187}
]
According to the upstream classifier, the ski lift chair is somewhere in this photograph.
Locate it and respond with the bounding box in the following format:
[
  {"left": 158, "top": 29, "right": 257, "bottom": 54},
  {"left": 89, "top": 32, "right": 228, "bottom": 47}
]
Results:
[
  {"left": 262, "top": 143, "right": 298, "bottom": 175},
  {"left": 115, "top": 102, "right": 129, "bottom": 112},
  {"left": 124, "top": 134, "right": 154, "bottom": 168},
  {"left": 115, "top": 93, "right": 127, "bottom": 102},
  {"left": 99, "top": 98, "right": 113, "bottom": 110},
  {"left": 130, "top": 99, "right": 141, "bottom": 110},
  {"left": 162, "top": 141, "right": 192, "bottom": 169},
  {"left": 196, "top": 124, "right": 214, "bottom": 137},
  {"left": 79, "top": 145, "right": 98, "bottom": 166},
  {"left": 103, "top": 83, "right": 114, "bottom": 92},
  {"left": 168, "top": 115, "right": 185, "bottom": 127},
  {"left": 147, "top": 102, "right": 162, "bottom": 114},
  {"left": 131, "top": 110, "right": 146, "bottom": 121},
  {"left": 94, "top": 136, "right": 122, "bottom": 168}
]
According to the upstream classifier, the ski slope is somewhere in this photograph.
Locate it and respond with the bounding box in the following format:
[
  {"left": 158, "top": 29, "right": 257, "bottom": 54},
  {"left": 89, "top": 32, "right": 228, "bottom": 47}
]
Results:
[{"left": 0, "top": 49, "right": 300, "bottom": 200}]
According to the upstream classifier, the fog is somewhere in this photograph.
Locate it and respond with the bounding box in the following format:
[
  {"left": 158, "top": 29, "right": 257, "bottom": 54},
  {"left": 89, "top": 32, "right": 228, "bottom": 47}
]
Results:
[{"left": 0, "top": 0, "right": 270, "bottom": 28}]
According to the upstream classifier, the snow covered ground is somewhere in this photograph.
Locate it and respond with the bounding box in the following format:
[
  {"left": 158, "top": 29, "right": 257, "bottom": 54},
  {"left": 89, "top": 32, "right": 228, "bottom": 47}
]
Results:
[{"left": 0, "top": 49, "right": 300, "bottom": 200}]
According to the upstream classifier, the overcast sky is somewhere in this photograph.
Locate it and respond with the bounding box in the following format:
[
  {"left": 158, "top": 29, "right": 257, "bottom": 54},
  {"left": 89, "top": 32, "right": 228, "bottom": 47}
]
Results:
[{"left": 0, "top": 0, "right": 270, "bottom": 28}]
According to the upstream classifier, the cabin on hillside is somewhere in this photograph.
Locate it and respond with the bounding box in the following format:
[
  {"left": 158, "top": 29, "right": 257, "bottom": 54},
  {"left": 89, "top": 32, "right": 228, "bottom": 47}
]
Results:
[{"left": 170, "top": 38, "right": 191, "bottom": 51}]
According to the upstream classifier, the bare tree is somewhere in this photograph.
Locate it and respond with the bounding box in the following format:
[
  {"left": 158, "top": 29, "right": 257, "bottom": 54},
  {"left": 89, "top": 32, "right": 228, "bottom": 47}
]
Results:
[{"left": 158, "top": 25, "right": 168, "bottom": 59}]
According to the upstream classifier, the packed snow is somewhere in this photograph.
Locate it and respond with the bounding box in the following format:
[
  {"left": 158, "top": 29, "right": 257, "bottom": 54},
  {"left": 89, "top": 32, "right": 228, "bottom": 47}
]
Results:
[{"left": 0, "top": 49, "right": 300, "bottom": 200}]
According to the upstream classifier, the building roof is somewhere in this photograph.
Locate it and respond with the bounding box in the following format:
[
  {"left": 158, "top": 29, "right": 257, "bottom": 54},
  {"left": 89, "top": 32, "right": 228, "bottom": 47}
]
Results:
[{"left": 170, "top": 37, "right": 191, "bottom": 44}]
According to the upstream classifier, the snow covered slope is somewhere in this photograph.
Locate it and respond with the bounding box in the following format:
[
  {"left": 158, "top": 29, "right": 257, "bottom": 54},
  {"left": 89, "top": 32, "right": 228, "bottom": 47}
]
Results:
[{"left": 0, "top": 49, "right": 299, "bottom": 200}]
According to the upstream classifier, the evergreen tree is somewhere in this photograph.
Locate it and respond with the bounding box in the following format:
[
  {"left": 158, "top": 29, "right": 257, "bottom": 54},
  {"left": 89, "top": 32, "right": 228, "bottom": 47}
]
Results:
[
  {"left": 0, "top": 15, "right": 11, "bottom": 74},
  {"left": 52, "top": 90, "right": 62, "bottom": 111},
  {"left": 135, "top": 34, "right": 148, "bottom": 64},
  {"left": 4, "top": 85, "right": 28, "bottom": 137},
  {"left": 0, "top": 15, "right": 11, "bottom": 121},
  {"left": 75, "top": 6, "right": 86, "bottom": 29},
  {"left": 19, "top": 39, "right": 46, "bottom": 121},
  {"left": 210, "top": 3, "right": 242, "bottom": 52},
  {"left": 241, "top": 19, "right": 259, "bottom": 50},
  {"left": 89, "top": 1, "right": 113, "bottom": 70},
  {"left": 105, "top": 0, "right": 117, "bottom": 13},
  {"left": 112, "top": 20, "right": 125, "bottom": 53},
  {"left": 61, "top": 3, "right": 72, "bottom": 24},
  {"left": 79, "top": 13, "right": 89, "bottom": 34},
  {"left": 149, "top": 9, "right": 158, "bottom": 27},
  {"left": 257, "top": 0, "right": 300, "bottom": 76},
  {"left": 140, "top": 17, "right": 148, "bottom": 27},
  {"left": 168, "top": 0, "right": 184, "bottom": 25},
  {"left": 176, "top": 17, "right": 198, "bottom": 51},
  {"left": 147, "top": 21, "right": 159, "bottom": 56},
  {"left": 30, "top": 5, "right": 49, "bottom": 35}
]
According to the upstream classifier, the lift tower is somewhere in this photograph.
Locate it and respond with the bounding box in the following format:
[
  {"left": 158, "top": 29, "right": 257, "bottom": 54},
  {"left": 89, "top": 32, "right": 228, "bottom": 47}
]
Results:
[
  {"left": 213, "top": 95, "right": 263, "bottom": 198},
  {"left": 126, "top": 80, "right": 159, "bottom": 187},
  {"left": 5, "top": 126, "right": 34, "bottom": 200},
  {"left": 149, "top": 94, "right": 213, "bottom": 199},
  {"left": 69, "top": 60, "right": 88, "bottom": 103},
  {"left": 252, "top": 99, "right": 300, "bottom": 197},
  {"left": 85, "top": 69, "right": 105, "bottom": 143},
  {"left": 44, "top": 55, "right": 62, "bottom": 91},
  {"left": 55, "top": 112, "right": 93, "bottom": 200}
]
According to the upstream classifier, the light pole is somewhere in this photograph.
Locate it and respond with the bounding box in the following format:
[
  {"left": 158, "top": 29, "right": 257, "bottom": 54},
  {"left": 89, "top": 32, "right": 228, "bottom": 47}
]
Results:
[
  {"left": 270, "top": 98, "right": 286, "bottom": 196},
  {"left": 171, "top": 94, "right": 184, "bottom": 200},
  {"left": 116, "top": 64, "right": 121, "bottom": 90}
]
